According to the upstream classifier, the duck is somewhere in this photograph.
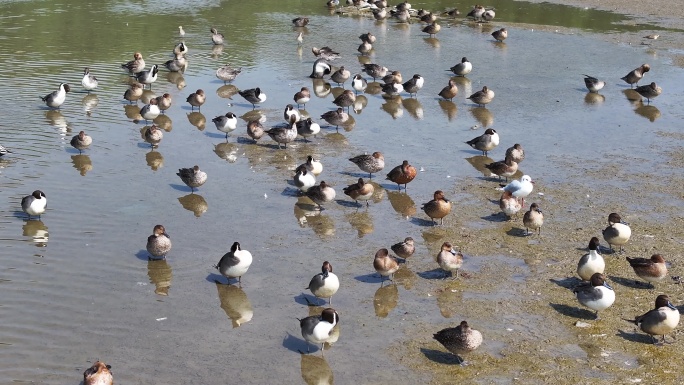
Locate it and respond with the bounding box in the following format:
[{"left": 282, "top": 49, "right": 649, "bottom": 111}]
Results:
[
  {"left": 422, "top": 22, "right": 441, "bottom": 37},
  {"left": 176, "top": 165, "right": 207, "bottom": 192},
  {"left": 21, "top": 190, "right": 47, "bottom": 219},
  {"left": 320, "top": 108, "right": 349, "bottom": 130},
  {"left": 265, "top": 115, "right": 298, "bottom": 148},
  {"left": 352, "top": 74, "right": 368, "bottom": 94},
  {"left": 300, "top": 155, "right": 323, "bottom": 176},
  {"left": 311, "top": 46, "right": 340, "bottom": 61},
  {"left": 330, "top": 66, "right": 351, "bottom": 86},
  {"left": 294, "top": 165, "right": 316, "bottom": 192},
  {"left": 626, "top": 254, "right": 667, "bottom": 288},
  {"left": 359, "top": 32, "right": 376, "bottom": 44},
  {"left": 577, "top": 237, "right": 604, "bottom": 281},
  {"left": 433, "top": 321, "right": 483, "bottom": 365},
  {"left": 140, "top": 98, "right": 160, "bottom": 123},
  {"left": 420, "top": 11, "right": 437, "bottom": 23},
  {"left": 81, "top": 68, "right": 98, "bottom": 93},
  {"left": 292, "top": 17, "right": 309, "bottom": 27},
  {"left": 438, "top": 79, "right": 458, "bottom": 101},
  {"left": 123, "top": 83, "right": 143, "bottom": 104},
  {"left": 503, "top": 175, "right": 534, "bottom": 207},
  {"left": 499, "top": 190, "right": 522, "bottom": 219},
  {"left": 466, "top": 128, "right": 499, "bottom": 156},
  {"left": 349, "top": 152, "right": 384, "bottom": 178},
  {"left": 402, "top": 74, "right": 424, "bottom": 97},
  {"left": 214, "top": 241, "right": 253, "bottom": 284},
  {"left": 491, "top": 28, "right": 507, "bottom": 42},
  {"left": 154, "top": 93, "right": 172, "bottom": 114},
  {"left": 70, "top": 131, "right": 92, "bottom": 154},
  {"left": 306, "top": 181, "right": 336, "bottom": 209},
  {"left": 294, "top": 87, "right": 311, "bottom": 108},
  {"left": 212, "top": 112, "right": 238, "bottom": 138},
  {"left": 173, "top": 41, "right": 187, "bottom": 56},
  {"left": 247, "top": 120, "right": 265, "bottom": 142},
  {"left": 483, "top": 9, "right": 495, "bottom": 22},
  {"left": 373, "top": 248, "right": 399, "bottom": 281},
  {"left": 583, "top": 74, "right": 606, "bottom": 93},
  {"left": 343, "top": 178, "right": 374, "bottom": 206},
  {"left": 386, "top": 160, "right": 417, "bottom": 189},
  {"left": 621, "top": 64, "right": 650, "bottom": 88},
  {"left": 216, "top": 64, "right": 242, "bottom": 84},
  {"left": 523, "top": 203, "right": 544, "bottom": 236},
  {"left": 133, "top": 64, "right": 159, "bottom": 89},
  {"left": 332, "top": 89, "right": 355, "bottom": 110},
  {"left": 239, "top": 87, "right": 267, "bottom": 108},
  {"left": 467, "top": 5, "right": 485, "bottom": 20},
  {"left": 437, "top": 242, "right": 463, "bottom": 278},
  {"left": 392, "top": 8, "right": 410, "bottom": 22},
  {"left": 143, "top": 124, "right": 163, "bottom": 147},
  {"left": 602, "top": 212, "right": 631, "bottom": 253},
  {"left": 299, "top": 308, "right": 339, "bottom": 352},
  {"left": 624, "top": 294, "right": 679, "bottom": 344},
  {"left": 210, "top": 27, "right": 224, "bottom": 45},
  {"left": 186, "top": 89, "right": 205, "bottom": 111},
  {"left": 295, "top": 117, "right": 321, "bottom": 141},
  {"left": 505, "top": 143, "right": 525, "bottom": 163},
  {"left": 83, "top": 361, "right": 113, "bottom": 385},
  {"left": 178, "top": 26, "right": 185, "bottom": 37},
  {"left": 163, "top": 54, "right": 187, "bottom": 72},
  {"left": 362, "top": 63, "right": 389, "bottom": 81},
  {"left": 121, "top": 52, "right": 145, "bottom": 73},
  {"left": 574, "top": 273, "right": 615, "bottom": 319},
  {"left": 146, "top": 224, "right": 171, "bottom": 260},
  {"left": 284, "top": 104, "right": 301, "bottom": 123},
  {"left": 485, "top": 155, "right": 518, "bottom": 182},
  {"left": 422, "top": 190, "right": 451, "bottom": 225},
  {"left": 372, "top": 7, "right": 388, "bottom": 20},
  {"left": 467, "top": 86, "right": 495, "bottom": 106},
  {"left": 450, "top": 57, "right": 472, "bottom": 77},
  {"left": 634, "top": 82, "right": 662, "bottom": 103},
  {"left": 310, "top": 58, "right": 332, "bottom": 79},
  {"left": 381, "top": 81, "right": 403, "bottom": 96},
  {"left": 382, "top": 70, "right": 402, "bottom": 85},
  {"left": 306, "top": 261, "right": 340, "bottom": 304},
  {"left": 391, "top": 237, "right": 415, "bottom": 263},
  {"left": 40, "top": 83, "right": 70, "bottom": 109},
  {"left": 0, "top": 144, "right": 12, "bottom": 157}
]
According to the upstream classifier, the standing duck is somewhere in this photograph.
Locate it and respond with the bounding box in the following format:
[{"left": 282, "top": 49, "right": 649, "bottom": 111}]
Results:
[
  {"left": 433, "top": 321, "right": 483, "bottom": 365},
  {"left": 176, "top": 165, "right": 207, "bottom": 192},
  {"left": 214, "top": 242, "right": 253, "bottom": 285},
  {"left": 386, "top": 160, "right": 417, "bottom": 189},
  {"left": 422, "top": 190, "right": 451, "bottom": 225},
  {"left": 306, "top": 261, "right": 340, "bottom": 304}
]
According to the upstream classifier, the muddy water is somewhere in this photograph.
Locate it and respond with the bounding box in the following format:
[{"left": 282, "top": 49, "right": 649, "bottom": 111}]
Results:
[{"left": 1, "top": 0, "right": 684, "bottom": 384}]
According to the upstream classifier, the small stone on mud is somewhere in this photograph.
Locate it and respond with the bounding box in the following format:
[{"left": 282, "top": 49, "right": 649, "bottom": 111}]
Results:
[{"left": 575, "top": 321, "right": 591, "bottom": 328}]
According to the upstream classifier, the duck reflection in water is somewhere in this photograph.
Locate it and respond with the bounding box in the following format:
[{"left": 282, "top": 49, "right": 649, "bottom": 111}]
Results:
[
  {"left": 187, "top": 111, "right": 206, "bottom": 130},
  {"left": 147, "top": 258, "right": 172, "bottom": 296},
  {"left": 634, "top": 103, "right": 661, "bottom": 122},
  {"left": 465, "top": 155, "right": 495, "bottom": 177},
  {"left": 386, "top": 190, "right": 416, "bottom": 217},
  {"left": 215, "top": 282, "right": 253, "bottom": 327},
  {"left": 145, "top": 148, "right": 164, "bottom": 171},
  {"left": 71, "top": 154, "right": 92, "bottom": 176},
  {"left": 22, "top": 220, "right": 48, "bottom": 247},
  {"left": 300, "top": 352, "right": 334, "bottom": 385},
  {"left": 213, "top": 142, "right": 238, "bottom": 163},
  {"left": 374, "top": 282, "right": 398, "bottom": 318},
  {"left": 346, "top": 210, "right": 373, "bottom": 237},
  {"left": 438, "top": 100, "right": 458, "bottom": 121},
  {"left": 178, "top": 193, "right": 208, "bottom": 217}
]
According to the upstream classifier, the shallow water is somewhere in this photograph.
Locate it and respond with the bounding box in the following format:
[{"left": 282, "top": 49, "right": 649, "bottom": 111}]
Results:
[{"left": 0, "top": 0, "right": 683, "bottom": 384}]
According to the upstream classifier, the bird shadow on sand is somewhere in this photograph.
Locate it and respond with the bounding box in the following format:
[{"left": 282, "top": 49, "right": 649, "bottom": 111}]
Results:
[
  {"left": 410, "top": 217, "right": 440, "bottom": 227},
  {"left": 335, "top": 199, "right": 364, "bottom": 208},
  {"left": 135, "top": 249, "right": 159, "bottom": 261},
  {"left": 506, "top": 227, "right": 530, "bottom": 237},
  {"left": 237, "top": 137, "right": 258, "bottom": 145},
  {"left": 283, "top": 333, "right": 314, "bottom": 354},
  {"left": 420, "top": 348, "right": 463, "bottom": 365},
  {"left": 205, "top": 273, "right": 226, "bottom": 284},
  {"left": 294, "top": 293, "right": 329, "bottom": 307},
  {"left": 417, "top": 268, "right": 449, "bottom": 280},
  {"left": 616, "top": 329, "right": 656, "bottom": 344},
  {"left": 549, "top": 303, "right": 596, "bottom": 320},
  {"left": 204, "top": 132, "right": 230, "bottom": 139},
  {"left": 608, "top": 275, "right": 649, "bottom": 289},
  {"left": 549, "top": 277, "right": 584, "bottom": 290},
  {"left": 481, "top": 212, "right": 508, "bottom": 222},
  {"left": 354, "top": 273, "right": 386, "bottom": 284},
  {"left": 339, "top": 170, "right": 373, "bottom": 179},
  {"left": 281, "top": 186, "right": 302, "bottom": 197},
  {"left": 168, "top": 183, "right": 194, "bottom": 192}
]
